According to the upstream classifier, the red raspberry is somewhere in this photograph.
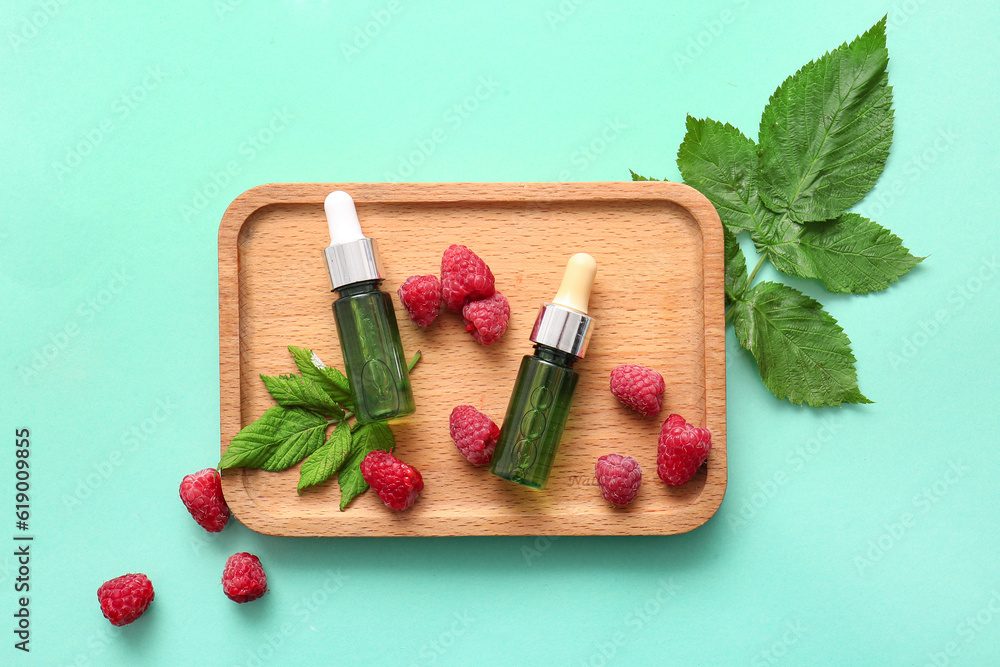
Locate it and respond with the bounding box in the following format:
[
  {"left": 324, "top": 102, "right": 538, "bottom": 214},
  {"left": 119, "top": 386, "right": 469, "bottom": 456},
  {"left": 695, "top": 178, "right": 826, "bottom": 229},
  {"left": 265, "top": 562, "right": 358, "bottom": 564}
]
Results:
[
  {"left": 179, "top": 468, "right": 230, "bottom": 532},
  {"left": 656, "top": 414, "right": 712, "bottom": 487},
  {"left": 222, "top": 552, "right": 268, "bottom": 603},
  {"left": 360, "top": 450, "right": 424, "bottom": 510},
  {"left": 397, "top": 274, "right": 442, "bottom": 327},
  {"left": 449, "top": 405, "right": 500, "bottom": 465},
  {"left": 97, "top": 573, "right": 154, "bottom": 626},
  {"left": 440, "top": 244, "right": 495, "bottom": 311},
  {"left": 610, "top": 364, "right": 666, "bottom": 417},
  {"left": 594, "top": 454, "right": 642, "bottom": 507},
  {"left": 462, "top": 292, "right": 510, "bottom": 345}
]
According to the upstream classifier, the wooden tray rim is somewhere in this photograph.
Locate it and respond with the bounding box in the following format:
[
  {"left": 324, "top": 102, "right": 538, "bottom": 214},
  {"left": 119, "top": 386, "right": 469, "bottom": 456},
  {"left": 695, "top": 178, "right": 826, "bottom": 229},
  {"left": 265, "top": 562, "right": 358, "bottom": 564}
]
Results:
[{"left": 219, "top": 181, "right": 727, "bottom": 537}]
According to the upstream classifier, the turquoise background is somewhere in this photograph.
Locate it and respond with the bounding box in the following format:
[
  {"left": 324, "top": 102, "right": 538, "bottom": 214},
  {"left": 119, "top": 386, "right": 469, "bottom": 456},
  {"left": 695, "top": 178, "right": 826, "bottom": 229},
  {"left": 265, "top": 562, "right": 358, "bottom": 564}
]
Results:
[{"left": 3, "top": 0, "right": 998, "bottom": 664}]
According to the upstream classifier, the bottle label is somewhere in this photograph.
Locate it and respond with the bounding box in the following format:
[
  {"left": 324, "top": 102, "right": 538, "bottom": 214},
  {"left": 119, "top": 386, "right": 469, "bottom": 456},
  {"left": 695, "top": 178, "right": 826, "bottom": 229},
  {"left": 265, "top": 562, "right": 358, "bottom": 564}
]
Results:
[
  {"left": 511, "top": 385, "right": 553, "bottom": 478},
  {"left": 361, "top": 358, "right": 398, "bottom": 415}
]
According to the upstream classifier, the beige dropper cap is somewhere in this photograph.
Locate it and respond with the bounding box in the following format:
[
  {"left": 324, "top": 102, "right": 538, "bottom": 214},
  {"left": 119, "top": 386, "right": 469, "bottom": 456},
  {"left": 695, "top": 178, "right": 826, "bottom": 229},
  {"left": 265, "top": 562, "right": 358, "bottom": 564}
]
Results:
[
  {"left": 529, "top": 253, "right": 597, "bottom": 358},
  {"left": 552, "top": 253, "right": 598, "bottom": 314}
]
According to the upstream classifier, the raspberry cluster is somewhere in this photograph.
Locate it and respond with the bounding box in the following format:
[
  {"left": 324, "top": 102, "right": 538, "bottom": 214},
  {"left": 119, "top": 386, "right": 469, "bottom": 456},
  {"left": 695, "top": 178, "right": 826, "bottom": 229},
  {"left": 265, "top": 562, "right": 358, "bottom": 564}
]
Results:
[
  {"left": 397, "top": 245, "right": 510, "bottom": 345},
  {"left": 595, "top": 364, "right": 712, "bottom": 507}
]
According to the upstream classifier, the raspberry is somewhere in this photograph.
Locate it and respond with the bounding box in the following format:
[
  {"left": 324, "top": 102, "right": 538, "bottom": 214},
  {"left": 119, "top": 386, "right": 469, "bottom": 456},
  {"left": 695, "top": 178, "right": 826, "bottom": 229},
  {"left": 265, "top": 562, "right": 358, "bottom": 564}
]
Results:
[
  {"left": 656, "top": 414, "right": 712, "bottom": 487},
  {"left": 397, "top": 274, "right": 442, "bottom": 327},
  {"left": 449, "top": 405, "right": 500, "bottom": 465},
  {"left": 462, "top": 292, "right": 510, "bottom": 345},
  {"left": 97, "top": 573, "right": 154, "bottom": 626},
  {"left": 179, "top": 468, "right": 230, "bottom": 532},
  {"left": 360, "top": 450, "right": 424, "bottom": 510},
  {"left": 594, "top": 454, "right": 642, "bottom": 507},
  {"left": 609, "top": 364, "right": 666, "bottom": 417},
  {"left": 222, "top": 552, "right": 268, "bottom": 603},
  {"left": 440, "top": 244, "right": 495, "bottom": 311}
]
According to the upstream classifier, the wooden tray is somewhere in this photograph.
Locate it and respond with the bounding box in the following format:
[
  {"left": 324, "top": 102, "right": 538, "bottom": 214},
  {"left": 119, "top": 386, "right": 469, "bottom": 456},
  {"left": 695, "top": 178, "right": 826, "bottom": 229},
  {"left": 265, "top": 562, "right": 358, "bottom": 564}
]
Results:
[{"left": 219, "top": 182, "right": 726, "bottom": 536}]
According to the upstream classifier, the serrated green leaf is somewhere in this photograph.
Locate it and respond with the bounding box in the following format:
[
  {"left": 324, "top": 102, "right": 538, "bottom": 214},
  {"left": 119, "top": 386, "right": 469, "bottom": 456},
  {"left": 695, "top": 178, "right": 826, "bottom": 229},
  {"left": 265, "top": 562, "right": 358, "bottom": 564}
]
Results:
[
  {"left": 757, "top": 17, "right": 894, "bottom": 222},
  {"left": 677, "top": 116, "right": 777, "bottom": 234},
  {"left": 724, "top": 227, "right": 749, "bottom": 304},
  {"left": 261, "top": 374, "right": 345, "bottom": 420},
  {"left": 731, "top": 281, "right": 871, "bottom": 406},
  {"left": 752, "top": 212, "right": 922, "bottom": 294},
  {"left": 338, "top": 421, "right": 395, "bottom": 511},
  {"left": 629, "top": 169, "right": 662, "bottom": 181},
  {"left": 288, "top": 345, "right": 354, "bottom": 409},
  {"left": 219, "top": 407, "right": 329, "bottom": 471},
  {"left": 297, "top": 420, "right": 352, "bottom": 493}
]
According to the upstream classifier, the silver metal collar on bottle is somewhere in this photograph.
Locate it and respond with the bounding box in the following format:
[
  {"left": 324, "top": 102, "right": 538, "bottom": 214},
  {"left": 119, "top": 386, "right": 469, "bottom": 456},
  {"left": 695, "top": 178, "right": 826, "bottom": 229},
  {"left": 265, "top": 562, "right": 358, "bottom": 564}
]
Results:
[
  {"left": 323, "top": 238, "right": 385, "bottom": 291},
  {"left": 529, "top": 303, "right": 594, "bottom": 358}
]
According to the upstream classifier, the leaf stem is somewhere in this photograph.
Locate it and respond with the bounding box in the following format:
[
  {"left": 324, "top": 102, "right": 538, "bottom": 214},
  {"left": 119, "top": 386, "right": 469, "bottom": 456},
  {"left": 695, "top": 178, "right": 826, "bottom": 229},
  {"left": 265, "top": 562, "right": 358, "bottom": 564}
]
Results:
[
  {"left": 407, "top": 350, "right": 422, "bottom": 373},
  {"left": 725, "top": 253, "right": 768, "bottom": 326},
  {"left": 747, "top": 254, "right": 767, "bottom": 285},
  {"left": 328, "top": 411, "right": 353, "bottom": 425}
]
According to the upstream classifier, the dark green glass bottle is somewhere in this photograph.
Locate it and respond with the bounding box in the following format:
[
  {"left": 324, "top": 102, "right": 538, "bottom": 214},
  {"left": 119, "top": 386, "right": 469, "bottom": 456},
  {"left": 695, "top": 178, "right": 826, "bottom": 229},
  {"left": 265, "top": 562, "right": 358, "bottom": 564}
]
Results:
[
  {"left": 489, "top": 345, "right": 579, "bottom": 489},
  {"left": 490, "top": 253, "right": 597, "bottom": 490},
  {"left": 323, "top": 191, "right": 415, "bottom": 423},
  {"left": 333, "top": 280, "right": 415, "bottom": 423}
]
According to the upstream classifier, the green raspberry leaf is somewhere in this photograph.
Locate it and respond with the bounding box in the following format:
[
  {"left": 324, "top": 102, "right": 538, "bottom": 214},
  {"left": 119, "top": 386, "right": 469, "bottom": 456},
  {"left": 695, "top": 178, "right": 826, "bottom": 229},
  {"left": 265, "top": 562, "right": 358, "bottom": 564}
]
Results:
[
  {"left": 629, "top": 170, "right": 662, "bottom": 181},
  {"left": 297, "top": 419, "right": 352, "bottom": 493},
  {"left": 260, "top": 374, "right": 345, "bottom": 420},
  {"left": 753, "top": 212, "right": 923, "bottom": 294},
  {"left": 677, "top": 116, "right": 777, "bottom": 235},
  {"left": 757, "top": 17, "right": 894, "bottom": 222},
  {"left": 338, "top": 421, "right": 395, "bottom": 511},
  {"left": 288, "top": 345, "right": 354, "bottom": 409},
  {"left": 219, "top": 407, "right": 329, "bottom": 471},
  {"left": 731, "top": 281, "right": 871, "bottom": 406},
  {"left": 724, "top": 227, "right": 749, "bottom": 304}
]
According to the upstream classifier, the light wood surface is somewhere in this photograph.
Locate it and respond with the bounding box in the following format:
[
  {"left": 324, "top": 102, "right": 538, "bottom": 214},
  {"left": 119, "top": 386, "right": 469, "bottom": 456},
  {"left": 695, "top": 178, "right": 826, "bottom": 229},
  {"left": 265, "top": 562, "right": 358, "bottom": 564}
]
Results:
[{"left": 219, "top": 182, "right": 726, "bottom": 536}]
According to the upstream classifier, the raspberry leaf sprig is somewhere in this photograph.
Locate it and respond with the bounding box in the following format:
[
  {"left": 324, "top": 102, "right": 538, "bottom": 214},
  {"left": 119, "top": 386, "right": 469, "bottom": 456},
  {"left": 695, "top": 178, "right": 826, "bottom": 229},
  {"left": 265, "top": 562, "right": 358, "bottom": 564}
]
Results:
[
  {"left": 632, "top": 17, "right": 922, "bottom": 407},
  {"left": 218, "top": 346, "right": 420, "bottom": 509}
]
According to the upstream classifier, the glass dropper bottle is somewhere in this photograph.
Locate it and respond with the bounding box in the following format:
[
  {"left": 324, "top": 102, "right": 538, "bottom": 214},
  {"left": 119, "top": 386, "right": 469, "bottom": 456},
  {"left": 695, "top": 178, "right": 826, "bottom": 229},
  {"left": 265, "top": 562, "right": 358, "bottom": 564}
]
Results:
[
  {"left": 322, "top": 191, "right": 415, "bottom": 423},
  {"left": 489, "top": 253, "right": 597, "bottom": 489}
]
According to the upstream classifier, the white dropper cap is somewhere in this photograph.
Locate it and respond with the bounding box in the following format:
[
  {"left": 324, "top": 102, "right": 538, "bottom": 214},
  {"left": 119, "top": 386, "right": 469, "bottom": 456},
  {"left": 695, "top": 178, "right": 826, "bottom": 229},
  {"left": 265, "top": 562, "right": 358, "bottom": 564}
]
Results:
[
  {"left": 324, "top": 190, "right": 366, "bottom": 245},
  {"left": 321, "top": 190, "right": 384, "bottom": 290}
]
